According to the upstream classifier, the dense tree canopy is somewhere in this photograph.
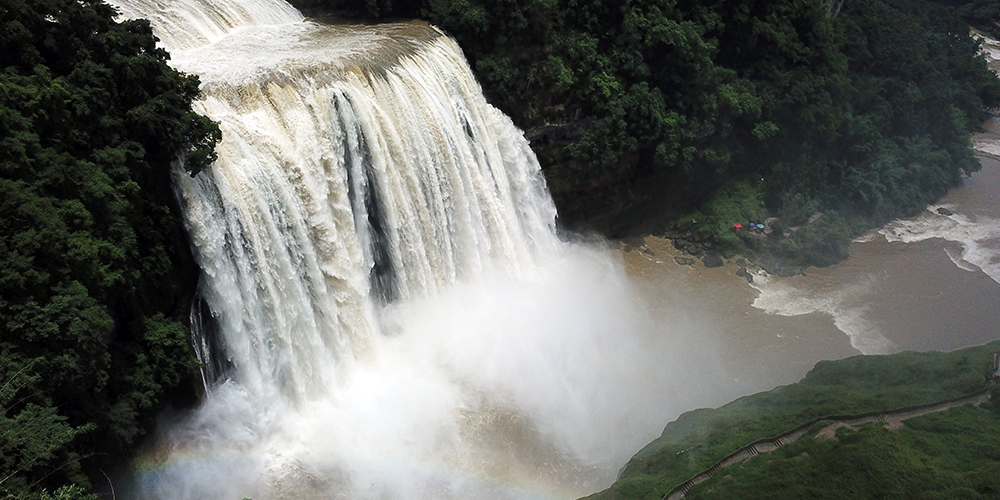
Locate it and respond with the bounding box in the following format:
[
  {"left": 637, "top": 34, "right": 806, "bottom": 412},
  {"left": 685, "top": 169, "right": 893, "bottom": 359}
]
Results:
[
  {"left": 297, "top": 0, "right": 1000, "bottom": 267},
  {"left": 0, "top": 0, "right": 218, "bottom": 496}
]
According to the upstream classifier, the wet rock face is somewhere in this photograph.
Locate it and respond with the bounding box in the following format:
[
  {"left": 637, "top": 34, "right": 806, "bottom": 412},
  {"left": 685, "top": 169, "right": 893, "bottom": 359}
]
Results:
[{"left": 735, "top": 266, "right": 753, "bottom": 283}]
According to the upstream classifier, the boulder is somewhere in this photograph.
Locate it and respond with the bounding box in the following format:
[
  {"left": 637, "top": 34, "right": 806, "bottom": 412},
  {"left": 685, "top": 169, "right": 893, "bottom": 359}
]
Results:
[
  {"left": 674, "top": 256, "right": 695, "bottom": 266},
  {"left": 937, "top": 207, "right": 954, "bottom": 216},
  {"left": 735, "top": 266, "right": 753, "bottom": 283},
  {"left": 703, "top": 253, "right": 724, "bottom": 268}
]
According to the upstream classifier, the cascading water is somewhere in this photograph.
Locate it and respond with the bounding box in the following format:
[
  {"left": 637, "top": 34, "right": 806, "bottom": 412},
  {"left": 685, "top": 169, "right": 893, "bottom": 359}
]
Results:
[
  {"left": 170, "top": 21, "right": 559, "bottom": 402},
  {"left": 110, "top": 1, "right": 731, "bottom": 498}
]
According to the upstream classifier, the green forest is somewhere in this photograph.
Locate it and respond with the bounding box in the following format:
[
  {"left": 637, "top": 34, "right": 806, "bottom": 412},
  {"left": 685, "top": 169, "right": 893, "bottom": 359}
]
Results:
[
  {"left": 298, "top": 0, "right": 1000, "bottom": 268},
  {"left": 4, "top": 0, "right": 1000, "bottom": 498},
  {"left": 0, "top": 0, "right": 218, "bottom": 497}
]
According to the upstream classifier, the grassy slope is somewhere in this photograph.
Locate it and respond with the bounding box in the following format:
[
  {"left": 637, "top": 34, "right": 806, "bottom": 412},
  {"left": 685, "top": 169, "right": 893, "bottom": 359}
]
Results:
[
  {"left": 683, "top": 405, "right": 1000, "bottom": 499},
  {"left": 587, "top": 340, "right": 1000, "bottom": 500}
]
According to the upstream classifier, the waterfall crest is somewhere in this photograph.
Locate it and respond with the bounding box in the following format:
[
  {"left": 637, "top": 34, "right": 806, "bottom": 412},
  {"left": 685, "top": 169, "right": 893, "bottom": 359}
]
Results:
[{"left": 110, "top": 0, "right": 303, "bottom": 50}]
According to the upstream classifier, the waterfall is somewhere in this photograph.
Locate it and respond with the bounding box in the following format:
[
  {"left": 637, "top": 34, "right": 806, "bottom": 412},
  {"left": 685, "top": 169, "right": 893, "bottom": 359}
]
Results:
[
  {"left": 170, "top": 21, "right": 558, "bottom": 402},
  {"left": 110, "top": 1, "right": 728, "bottom": 498}
]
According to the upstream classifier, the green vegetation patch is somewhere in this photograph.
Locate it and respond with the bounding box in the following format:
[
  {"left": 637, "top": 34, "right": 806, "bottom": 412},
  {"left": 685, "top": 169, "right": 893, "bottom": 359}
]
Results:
[
  {"left": 681, "top": 180, "right": 768, "bottom": 256},
  {"left": 685, "top": 405, "right": 1000, "bottom": 499},
  {"left": 587, "top": 340, "right": 1000, "bottom": 500}
]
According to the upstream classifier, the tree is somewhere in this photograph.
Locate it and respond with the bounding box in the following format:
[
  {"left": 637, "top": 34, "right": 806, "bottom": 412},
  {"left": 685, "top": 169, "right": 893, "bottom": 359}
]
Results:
[{"left": 0, "top": 0, "right": 218, "bottom": 494}]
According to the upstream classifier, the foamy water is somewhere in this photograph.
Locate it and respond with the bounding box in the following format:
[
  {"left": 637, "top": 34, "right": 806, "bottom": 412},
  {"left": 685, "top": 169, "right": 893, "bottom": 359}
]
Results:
[
  {"left": 750, "top": 273, "right": 895, "bottom": 355},
  {"left": 879, "top": 205, "right": 1000, "bottom": 283},
  {"left": 137, "top": 246, "right": 727, "bottom": 500},
  {"left": 749, "top": 159, "right": 1000, "bottom": 355}
]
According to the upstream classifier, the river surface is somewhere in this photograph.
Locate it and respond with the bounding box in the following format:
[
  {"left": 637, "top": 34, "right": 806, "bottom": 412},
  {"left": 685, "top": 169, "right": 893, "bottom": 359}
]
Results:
[{"left": 623, "top": 150, "right": 1000, "bottom": 394}]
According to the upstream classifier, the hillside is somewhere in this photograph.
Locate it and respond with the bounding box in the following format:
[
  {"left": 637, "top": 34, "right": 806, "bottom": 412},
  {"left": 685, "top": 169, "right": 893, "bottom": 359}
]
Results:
[
  {"left": 587, "top": 340, "right": 1000, "bottom": 500},
  {"left": 292, "top": 0, "right": 1000, "bottom": 269}
]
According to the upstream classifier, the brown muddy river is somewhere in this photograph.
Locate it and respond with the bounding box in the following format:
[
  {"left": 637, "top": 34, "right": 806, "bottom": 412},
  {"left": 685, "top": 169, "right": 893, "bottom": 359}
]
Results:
[{"left": 622, "top": 152, "right": 1000, "bottom": 395}]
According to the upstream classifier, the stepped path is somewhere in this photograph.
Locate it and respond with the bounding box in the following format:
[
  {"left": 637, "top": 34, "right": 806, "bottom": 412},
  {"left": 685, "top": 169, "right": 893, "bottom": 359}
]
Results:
[{"left": 664, "top": 389, "right": 993, "bottom": 500}]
